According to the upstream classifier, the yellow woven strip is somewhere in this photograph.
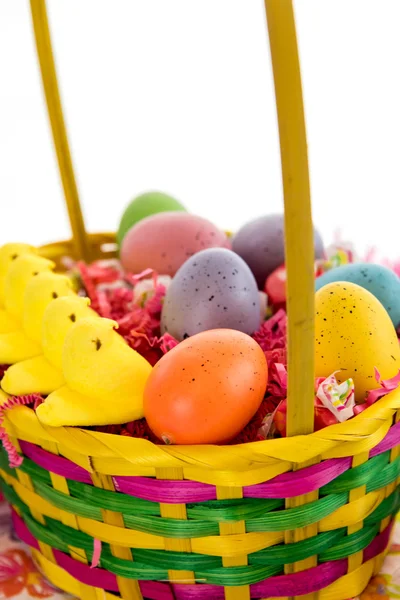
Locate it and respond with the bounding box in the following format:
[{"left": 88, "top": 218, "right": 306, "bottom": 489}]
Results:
[
  {"left": 319, "top": 488, "right": 385, "bottom": 531},
  {"left": 284, "top": 460, "right": 319, "bottom": 600},
  {"left": 156, "top": 468, "right": 195, "bottom": 585},
  {"left": 31, "top": 548, "right": 117, "bottom": 600},
  {"left": 5, "top": 387, "right": 400, "bottom": 485},
  {"left": 383, "top": 409, "right": 400, "bottom": 523},
  {"left": 91, "top": 472, "right": 142, "bottom": 600},
  {"left": 192, "top": 531, "right": 284, "bottom": 558},
  {"left": 217, "top": 486, "right": 250, "bottom": 600},
  {"left": 39, "top": 440, "right": 97, "bottom": 600},
  {"left": 29, "top": 0, "right": 90, "bottom": 261},
  {"left": 347, "top": 451, "right": 369, "bottom": 573},
  {"left": 39, "top": 233, "right": 117, "bottom": 265},
  {"left": 319, "top": 550, "right": 387, "bottom": 600},
  {"left": 11, "top": 438, "right": 55, "bottom": 564}
]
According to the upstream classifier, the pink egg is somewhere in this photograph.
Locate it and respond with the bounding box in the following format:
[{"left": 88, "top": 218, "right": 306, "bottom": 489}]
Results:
[{"left": 120, "top": 212, "right": 229, "bottom": 276}]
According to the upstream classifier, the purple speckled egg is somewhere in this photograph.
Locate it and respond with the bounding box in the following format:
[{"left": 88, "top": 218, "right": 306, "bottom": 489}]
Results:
[
  {"left": 120, "top": 212, "right": 229, "bottom": 276},
  {"left": 232, "top": 214, "right": 325, "bottom": 288},
  {"left": 161, "top": 248, "right": 261, "bottom": 341}
]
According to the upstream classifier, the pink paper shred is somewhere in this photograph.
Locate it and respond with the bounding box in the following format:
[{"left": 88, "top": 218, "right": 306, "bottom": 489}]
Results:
[
  {"left": 0, "top": 394, "right": 44, "bottom": 467},
  {"left": 91, "top": 539, "right": 102, "bottom": 569}
]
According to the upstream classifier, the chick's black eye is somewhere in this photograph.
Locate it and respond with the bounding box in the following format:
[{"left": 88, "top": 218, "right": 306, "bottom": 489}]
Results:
[
  {"left": 93, "top": 338, "right": 102, "bottom": 351},
  {"left": 69, "top": 313, "right": 76, "bottom": 322},
  {"left": 32, "top": 271, "right": 39, "bottom": 276},
  {"left": 11, "top": 254, "right": 18, "bottom": 260},
  {"left": 52, "top": 292, "right": 58, "bottom": 299}
]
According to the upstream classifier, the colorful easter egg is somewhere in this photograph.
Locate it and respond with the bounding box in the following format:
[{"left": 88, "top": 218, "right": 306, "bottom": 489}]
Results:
[
  {"left": 120, "top": 212, "right": 229, "bottom": 276},
  {"left": 161, "top": 248, "right": 261, "bottom": 341},
  {"left": 232, "top": 214, "right": 324, "bottom": 288},
  {"left": 265, "top": 265, "right": 286, "bottom": 307},
  {"left": 315, "top": 282, "right": 400, "bottom": 403},
  {"left": 144, "top": 329, "right": 268, "bottom": 444},
  {"left": 316, "top": 263, "right": 400, "bottom": 327},
  {"left": 117, "top": 191, "right": 186, "bottom": 247}
]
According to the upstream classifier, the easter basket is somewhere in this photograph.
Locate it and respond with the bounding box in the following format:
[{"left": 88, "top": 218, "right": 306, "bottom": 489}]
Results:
[{"left": 1, "top": 1, "right": 400, "bottom": 600}]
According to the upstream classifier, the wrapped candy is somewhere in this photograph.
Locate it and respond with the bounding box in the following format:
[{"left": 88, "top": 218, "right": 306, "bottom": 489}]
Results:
[
  {"left": 273, "top": 370, "right": 356, "bottom": 436},
  {"left": 314, "top": 244, "right": 355, "bottom": 277},
  {"left": 273, "top": 366, "right": 400, "bottom": 437},
  {"left": 315, "top": 372, "right": 355, "bottom": 423}
]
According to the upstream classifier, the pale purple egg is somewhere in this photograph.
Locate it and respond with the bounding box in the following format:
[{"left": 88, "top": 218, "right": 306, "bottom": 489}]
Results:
[
  {"left": 232, "top": 214, "right": 325, "bottom": 288},
  {"left": 161, "top": 248, "right": 261, "bottom": 341}
]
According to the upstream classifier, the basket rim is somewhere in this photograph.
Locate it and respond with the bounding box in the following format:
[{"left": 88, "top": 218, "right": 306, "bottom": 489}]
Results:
[{"left": 4, "top": 386, "right": 400, "bottom": 480}]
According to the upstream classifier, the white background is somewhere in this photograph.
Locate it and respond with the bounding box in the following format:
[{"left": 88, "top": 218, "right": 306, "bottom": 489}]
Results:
[{"left": 1, "top": 1, "right": 400, "bottom": 257}]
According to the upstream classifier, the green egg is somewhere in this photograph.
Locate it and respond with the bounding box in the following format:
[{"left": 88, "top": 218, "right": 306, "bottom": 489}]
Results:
[{"left": 117, "top": 191, "right": 186, "bottom": 247}]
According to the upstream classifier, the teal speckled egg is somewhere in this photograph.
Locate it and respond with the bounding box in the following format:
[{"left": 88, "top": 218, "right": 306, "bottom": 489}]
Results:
[{"left": 315, "top": 263, "right": 400, "bottom": 327}]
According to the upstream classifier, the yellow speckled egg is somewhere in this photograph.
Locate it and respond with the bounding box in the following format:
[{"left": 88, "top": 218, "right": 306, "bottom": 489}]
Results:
[{"left": 315, "top": 282, "right": 400, "bottom": 403}]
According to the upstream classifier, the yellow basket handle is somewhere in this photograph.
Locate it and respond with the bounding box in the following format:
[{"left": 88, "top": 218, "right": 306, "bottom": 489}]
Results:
[
  {"left": 265, "top": 0, "right": 315, "bottom": 437},
  {"left": 30, "top": 0, "right": 90, "bottom": 262},
  {"left": 30, "top": 0, "right": 315, "bottom": 438}
]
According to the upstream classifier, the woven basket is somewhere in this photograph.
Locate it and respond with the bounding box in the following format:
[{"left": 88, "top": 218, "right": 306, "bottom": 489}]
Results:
[{"left": 1, "top": 2, "right": 399, "bottom": 600}]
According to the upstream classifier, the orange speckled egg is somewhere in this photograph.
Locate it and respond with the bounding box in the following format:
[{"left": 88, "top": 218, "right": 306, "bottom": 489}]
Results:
[
  {"left": 120, "top": 212, "right": 229, "bottom": 276},
  {"left": 144, "top": 329, "right": 268, "bottom": 444}
]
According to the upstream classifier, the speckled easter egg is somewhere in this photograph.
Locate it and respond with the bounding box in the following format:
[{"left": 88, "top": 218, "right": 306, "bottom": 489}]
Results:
[
  {"left": 315, "top": 263, "right": 400, "bottom": 327},
  {"left": 144, "top": 328, "right": 268, "bottom": 444},
  {"left": 315, "top": 282, "right": 400, "bottom": 403},
  {"left": 161, "top": 248, "right": 261, "bottom": 341},
  {"left": 117, "top": 191, "right": 186, "bottom": 247},
  {"left": 120, "top": 212, "right": 229, "bottom": 276},
  {"left": 232, "top": 214, "right": 325, "bottom": 288}
]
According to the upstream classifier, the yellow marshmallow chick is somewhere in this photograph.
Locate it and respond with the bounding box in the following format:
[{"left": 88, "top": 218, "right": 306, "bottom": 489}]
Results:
[
  {"left": 2, "top": 296, "right": 97, "bottom": 395},
  {"left": 0, "top": 254, "right": 55, "bottom": 334},
  {"left": 0, "top": 271, "right": 74, "bottom": 365},
  {"left": 0, "top": 243, "right": 37, "bottom": 310},
  {"left": 36, "top": 317, "right": 152, "bottom": 427}
]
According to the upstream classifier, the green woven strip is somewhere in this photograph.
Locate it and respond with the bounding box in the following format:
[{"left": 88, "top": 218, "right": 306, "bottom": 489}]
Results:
[
  {"left": 35, "top": 479, "right": 348, "bottom": 536},
  {"left": 319, "top": 523, "right": 380, "bottom": 561},
  {"left": 34, "top": 480, "right": 103, "bottom": 520},
  {"left": 0, "top": 477, "right": 29, "bottom": 514},
  {"left": 250, "top": 528, "right": 345, "bottom": 565},
  {"left": 246, "top": 493, "right": 348, "bottom": 533},
  {"left": 69, "top": 479, "right": 283, "bottom": 522},
  {"left": 367, "top": 456, "right": 400, "bottom": 494},
  {"left": 365, "top": 489, "right": 400, "bottom": 524},
  {"left": 321, "top": 452, "right": 390, "bottom": 495}
]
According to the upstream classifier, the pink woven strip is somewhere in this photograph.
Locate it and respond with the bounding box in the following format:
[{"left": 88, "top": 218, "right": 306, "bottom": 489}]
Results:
[
  {"left": 11, "top": 509, "right": 393, "bottom": 600},
  {"left": 19, "top": 420, "right": 400, "bottom": 503},
  {"left": 19, "top": 441, "right": 93, "bottom": 484}
]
